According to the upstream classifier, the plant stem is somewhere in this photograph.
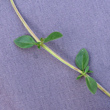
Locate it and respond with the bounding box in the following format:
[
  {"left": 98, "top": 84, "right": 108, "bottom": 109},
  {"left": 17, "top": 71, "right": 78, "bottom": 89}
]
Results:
[
  {"left": 10, "top": 0, "right": 40, "bottom": 42},
  {"left": 10, "top": 0, "right": 110, "bottom": 97},
  {"left": 41, "top": 44, "right": 82, "bottom": 73}
]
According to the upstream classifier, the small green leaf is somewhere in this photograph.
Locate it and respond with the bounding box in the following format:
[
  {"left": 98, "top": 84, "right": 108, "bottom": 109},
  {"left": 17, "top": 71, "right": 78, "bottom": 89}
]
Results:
[
  {"left": 37, "top": 45, "right": 41, "bottom": 49},
  {"left": 14, "top": 35, "right": 36, "bottom": 48},
  {"left": 88, "top": 70, "right": 93, "bottom": 73},
  {"left": 85, "top": 76, "right": 97, "bottom": 94},
  {"left": 44, "top": 32, "right": 63, "bottom": 43},
  {"left": 75, "top": 48, "right": 89, "bottom": 71},
  {"left": 76, "top": 74, "right": 83, "bottom": 80},
  {"left": 85, "top": 66, "right": 89, "bottom": 73}
]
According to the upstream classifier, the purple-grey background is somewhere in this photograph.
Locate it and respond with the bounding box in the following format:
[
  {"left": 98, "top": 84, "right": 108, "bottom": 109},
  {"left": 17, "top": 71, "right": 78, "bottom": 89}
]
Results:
[{"left": 0, "top": 0, "right": 110, "bottom": 110}]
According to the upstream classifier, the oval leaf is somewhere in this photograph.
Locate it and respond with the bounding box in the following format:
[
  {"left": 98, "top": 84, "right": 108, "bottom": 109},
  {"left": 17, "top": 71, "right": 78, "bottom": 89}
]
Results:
[
  {"left": 85, "top": 76, "right": 97, "bottom": 94},
  {"left": 44, "top": 32, "right": 63, "bottom": 43},
  {"left": 75, "top": 48, "right": 89, "bottom": 71},
  {"left": 14, "top": 35, "right": 36, "bottom": 48}
]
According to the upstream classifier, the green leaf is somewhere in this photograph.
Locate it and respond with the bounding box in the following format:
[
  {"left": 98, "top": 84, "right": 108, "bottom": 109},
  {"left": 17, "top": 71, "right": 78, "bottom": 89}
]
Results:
[
  {"left": 14, "top": 35, "right": 36, "bottom": 48},
  {"left": 88, "top": 70, "right": 93, "bottom": 73},
  {"left": 37, "top": 45, "right": 41, "bottom": 49},
  {"left": 75, "top": 48, "right": 89, "bottom": 71},
  {"left": 76, "top": 74, "right": 83, "bottom": 80},
  {"left": 85, "top": 76, "right": 97, "bottom": 94},
  {"left": 85, "top": 66, "right": 89, "bottom": 73},
  {"left": 44, "top": 32, "right": 63, "bottom": 43}
]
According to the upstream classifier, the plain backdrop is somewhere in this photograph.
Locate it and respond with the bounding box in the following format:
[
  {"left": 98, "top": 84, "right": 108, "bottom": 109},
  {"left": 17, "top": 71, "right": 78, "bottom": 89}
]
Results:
[{"left": 0, "top": 0, "right": 110, "bottom": 110}]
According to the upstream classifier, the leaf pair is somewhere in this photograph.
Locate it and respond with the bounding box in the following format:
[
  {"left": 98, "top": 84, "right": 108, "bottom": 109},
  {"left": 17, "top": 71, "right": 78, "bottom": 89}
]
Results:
[
  {"left": 14, "top": 32, "right": 63, "bottom": 49},
  {"left": 75, "top": 48, "right": 97, "bottom": 94}
]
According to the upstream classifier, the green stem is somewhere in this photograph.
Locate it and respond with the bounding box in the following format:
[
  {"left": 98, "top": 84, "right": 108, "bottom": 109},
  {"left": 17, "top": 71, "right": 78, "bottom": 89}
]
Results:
[
  {"left": 10, "top": 0, "right": 110, "bottom": 97},
  {"left": 42, "top": 44, "right": 82, "bottom": 73}
]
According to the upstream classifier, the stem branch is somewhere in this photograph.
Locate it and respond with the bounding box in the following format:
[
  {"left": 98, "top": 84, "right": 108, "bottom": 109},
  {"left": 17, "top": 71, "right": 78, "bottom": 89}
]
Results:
[{"left": 10, "top": 0, "right": 110, "bottom": 97}]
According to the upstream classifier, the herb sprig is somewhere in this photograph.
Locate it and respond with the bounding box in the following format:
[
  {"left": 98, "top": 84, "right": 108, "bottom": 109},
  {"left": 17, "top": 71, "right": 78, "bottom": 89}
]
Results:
[
  {"left": 10, "top": 0, "right": 110, "bottom": 97},
  {"left": 14, "top": 34, "right": 97, "bottom": 94}
]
